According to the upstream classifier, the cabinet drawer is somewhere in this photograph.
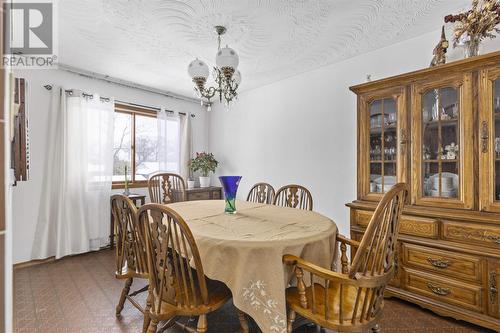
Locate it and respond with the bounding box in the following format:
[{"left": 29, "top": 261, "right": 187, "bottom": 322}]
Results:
[
  {"left": 353, "top": 210, "right": 438, "bottom": 239},
  {"left": 442, "top": 221, "right": 500, "bottom": 249},
  {"left": 212, "top": 190, "right": 221, "bottom": 199},
  {"left": 399, "top": 216, "right": 439, "bottom": 239},
  {"left": 353, "top": 210, "right": 372, "bottom": 227},
  {"left": 402, "top": 243, "right": 482, "bottom": 283},
  {"left": 404, "top": 268, "right": 483, "bottom": 312},
  {"left": 187, "top": 192, "right": 210, "bottom": 201}
]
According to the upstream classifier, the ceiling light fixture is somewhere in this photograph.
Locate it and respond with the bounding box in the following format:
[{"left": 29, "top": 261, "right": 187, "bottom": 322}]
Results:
[{"left": 187, "top": 26, "right": 241, "bottom": 111}]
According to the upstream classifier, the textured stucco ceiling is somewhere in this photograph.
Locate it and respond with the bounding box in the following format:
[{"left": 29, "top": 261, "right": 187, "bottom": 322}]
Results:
[{"left": 58, "top": 0, "right": 471, "bottom": 97}]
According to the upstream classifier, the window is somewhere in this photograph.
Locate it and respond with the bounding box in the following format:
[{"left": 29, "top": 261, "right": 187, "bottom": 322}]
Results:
[{"left": 112, "top": 103, "right": 180, "bottom": 188}]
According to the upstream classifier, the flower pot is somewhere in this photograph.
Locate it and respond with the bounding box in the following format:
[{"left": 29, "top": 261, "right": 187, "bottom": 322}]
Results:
[
  {"left": 187, "top": 180, "right": 196, "bottom": 189},
  {"left": 199, "top": 176, "right": 210, "bottom": 188},
  {"left": 464, "top": 35, "right": 481, "bottom": 58}
]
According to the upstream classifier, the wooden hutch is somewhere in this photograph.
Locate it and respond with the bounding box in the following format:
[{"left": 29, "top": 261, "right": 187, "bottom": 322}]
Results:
[{"left": 347, "top": 51, "right": 500, "bottom": 331}]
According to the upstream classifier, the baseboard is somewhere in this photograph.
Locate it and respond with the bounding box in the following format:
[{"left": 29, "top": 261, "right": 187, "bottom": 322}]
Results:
[
  {"left": 13, "top": 246, "right": 114, "bottom": 270},
  {"left": 13, "top": 256, "right": 55, "bottom": 270}
]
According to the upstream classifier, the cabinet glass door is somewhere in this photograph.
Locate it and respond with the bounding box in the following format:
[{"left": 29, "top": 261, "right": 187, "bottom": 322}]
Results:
[
  {"left": 359, "top": 87, "right": 406, "bottom": 201},
  {"left": 412, "top": 74, "right": 473, "bottom": 209},
  {"left": 369, "top": 98, "right": 397, "bottom": 194},
  {"left": 494, "top": 79, "right": 500, "bottom": 204},
  {"left": 421, "top": 88, "right": 460, "bottom": 199},
  {"left": 480, "top": 69, "right": 500, "bottom": 212}
]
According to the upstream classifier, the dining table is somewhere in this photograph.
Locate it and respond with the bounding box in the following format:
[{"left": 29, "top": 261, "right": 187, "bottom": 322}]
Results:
[{"left": 166, "top": 199, "right": 338, "bottom": 333}]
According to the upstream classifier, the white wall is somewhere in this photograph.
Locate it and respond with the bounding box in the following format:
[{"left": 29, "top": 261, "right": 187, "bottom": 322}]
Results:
[
  {"left": 209, "top": 30, "right": 500, "bottom": 237},
  {"left": 11, "top": 68, "right": 208, "bottom": 264}
]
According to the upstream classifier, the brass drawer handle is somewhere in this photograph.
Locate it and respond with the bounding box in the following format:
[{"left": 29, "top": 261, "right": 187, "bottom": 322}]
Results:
[
  {"left": 486, "top": 235, "right": 500, "bottom": 244},
  {"left": 481, "top": 121, "right": 489, "bottom": 153},
  {"left": 490, "top": 271, "right": 498, "bottom": 304},
  {"left": 427, "top": 283, "right": 451, "bottom": 296},
  {"left": 427, "top": 257, "right": 451, "bottom": 268},
  {"left": 400, "top": 128, "right": 408, "bottom": 155}
]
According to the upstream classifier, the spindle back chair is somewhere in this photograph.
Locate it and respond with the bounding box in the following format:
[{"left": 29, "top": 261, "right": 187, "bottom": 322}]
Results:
[
  {"left": 148, "top": 172, "right": 186, "bottom": 204},
  {"left": 273, "top": 184, "right": 313, "bottom": 211},
  {"left": 138, "top": 204, "right": 233, "bottom": 333},
  {"left": 111, "top": 194, "right": 149, "bottom": 329},
  {"left": 283, "top": 183, "right": 408, "bottom": 333},
  {"left": 246, "top": 182, "right": 275, "bottom": 204}
]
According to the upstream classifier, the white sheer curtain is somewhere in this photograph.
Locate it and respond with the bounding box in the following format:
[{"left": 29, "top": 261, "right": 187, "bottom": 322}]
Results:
[
  {"left": 179, "top": 113, "right": 192, "bottom": 180},
  {"left": 32, "top": 87, "right": 114, "bottom": 260},
  {"left": 157, "top": 108, "right": 180, "bottom": 173}
]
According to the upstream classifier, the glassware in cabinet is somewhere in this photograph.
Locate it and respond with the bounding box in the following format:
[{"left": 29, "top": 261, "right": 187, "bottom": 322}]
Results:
[
  {"left": 360, "top": 87, "right": 407, "bottom": 200},
  {"left": 412, "top": 74, "right": 474, "bottom": 209}
]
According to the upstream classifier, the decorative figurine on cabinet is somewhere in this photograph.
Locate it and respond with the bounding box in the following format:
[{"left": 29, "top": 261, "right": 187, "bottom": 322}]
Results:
[
  {"left": 445, "top": 142, "right": 459, "bottom": 160},
  {"left": 430, "top": 26, "right": 449, "bottom": 67},
  {"left": 423, "top": 145, "right": 432, "bottom": 160}
]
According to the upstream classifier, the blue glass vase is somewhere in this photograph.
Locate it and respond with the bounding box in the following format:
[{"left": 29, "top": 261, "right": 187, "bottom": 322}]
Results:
[{"left": 219, "top": 176, "right": 242, "bottom": 214}]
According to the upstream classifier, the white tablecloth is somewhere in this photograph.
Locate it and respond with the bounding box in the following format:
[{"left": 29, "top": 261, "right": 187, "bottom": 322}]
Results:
[{"left": 167, "top": 200, "right": 337, "bottom": 333}]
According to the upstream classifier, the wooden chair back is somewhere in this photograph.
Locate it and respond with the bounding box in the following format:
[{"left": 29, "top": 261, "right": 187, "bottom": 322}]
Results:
[
  {"left": 111, "top": 195, "right": 148, "bottom": 276},
  {"left": 148, "top": 172, "right": 186, "bottom": 204},
  {"left": 349, "top": 183, "right": 408, "bottom": 279},
  {"left": 138, "top": 203, "right": 210, "bottom": 309},
  {"left": 273, "top": 184, "right": 313, "bottom": 210},
  {"left": 284, "top": 183, "right": 408, "bottom": 331},
  {"left": 246, "top": 182, "right": 275, "bottom": 204}
]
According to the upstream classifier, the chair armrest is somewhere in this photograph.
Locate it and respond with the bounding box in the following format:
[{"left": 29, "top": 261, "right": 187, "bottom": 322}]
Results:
[
  {"left": 283, "top": 254, "right": 352, "bottom": 284},
  {"left": 337, "top": 234, "right": 360, "bottom": 249}
]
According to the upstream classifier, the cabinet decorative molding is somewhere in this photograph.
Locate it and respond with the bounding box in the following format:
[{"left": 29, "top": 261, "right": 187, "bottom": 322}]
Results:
[{"left": 348, "top": 51, "right": 500, "bottom": 331}]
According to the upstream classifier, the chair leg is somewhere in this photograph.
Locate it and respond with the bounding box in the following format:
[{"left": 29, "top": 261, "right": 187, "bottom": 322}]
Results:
[
  {"left": 196, "top": 314, "right": 207, "bottom": 333},
  {"left": 147, "top": 318, "right": 159, "bottom": 333},
  {"left": 116, "top": 277, "right": 133, "bottom": 316},
  {"left": 371, "top": 324, "right": 381, "bottom": 333},
  {"left": 287, "top": 309, "right": 296, "bottom": 333},
  {"left": 142, "top": 289, "right": 152, "bottom": 333},
  {"left": 237, "top": 309, "right": 250, "bottom": 333}
]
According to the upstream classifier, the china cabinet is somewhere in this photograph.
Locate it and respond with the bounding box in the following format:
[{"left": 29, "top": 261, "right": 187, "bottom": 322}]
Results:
[{"left": 347, "top": 51, "right": 500, "bottom": 331}]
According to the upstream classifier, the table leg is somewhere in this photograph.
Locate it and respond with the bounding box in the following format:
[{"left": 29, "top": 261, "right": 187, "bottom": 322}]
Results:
[{"left": 109, "top": 209, "right": 114, "bottom": 249}]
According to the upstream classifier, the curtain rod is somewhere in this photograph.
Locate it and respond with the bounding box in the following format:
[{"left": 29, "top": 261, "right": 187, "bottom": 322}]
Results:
[
  {"left": 57, "top": 63, "right": 198, "bottom": 104},
  {"left": 43, "top": 84, "right": 195, "bottom": 118}
]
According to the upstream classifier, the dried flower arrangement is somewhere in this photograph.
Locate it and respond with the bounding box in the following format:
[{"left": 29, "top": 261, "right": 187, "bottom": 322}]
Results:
[{"left": 445, "top": 0, "right": 500, "bottom": 57}]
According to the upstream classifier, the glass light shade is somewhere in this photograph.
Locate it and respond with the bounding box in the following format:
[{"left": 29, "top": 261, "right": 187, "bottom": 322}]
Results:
[
  {"left": 188, "top": 59, "right": 209, "bottom": 79},
  {"left": 232, "top": 70, "right": 241, "bottom": 85},
  {"left": 216, "top": 47, "right": 239, "bottom": 70}
]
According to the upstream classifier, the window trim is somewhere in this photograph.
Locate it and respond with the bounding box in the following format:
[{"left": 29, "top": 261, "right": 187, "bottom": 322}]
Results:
[{"left": 112, "top": 103, "right": 157, "bottom": 189}]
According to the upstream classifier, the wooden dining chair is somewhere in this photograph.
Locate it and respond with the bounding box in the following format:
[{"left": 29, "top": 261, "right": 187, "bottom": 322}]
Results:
[
  {"left": 138, "top": 203, "right": 235, "bottom": 333},
  {"left": 148, "top": 172, "right": 186, "bottom": 204},
  {"left": 273, "top": 184, "right": 313, "bottom": 210},
  {"left": 111, "top": 195, "right": 150, "bottom": 332},
  {"left": 247, "top": 182, "right": 275, "bottom": 204},
  {"left": 283, "top": 183, "right": 408, "bottom": 333}
]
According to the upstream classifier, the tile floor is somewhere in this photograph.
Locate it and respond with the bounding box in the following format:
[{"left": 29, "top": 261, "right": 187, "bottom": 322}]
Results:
[{"left": 13, "top": 250, "right": 493, "bottom": 333}]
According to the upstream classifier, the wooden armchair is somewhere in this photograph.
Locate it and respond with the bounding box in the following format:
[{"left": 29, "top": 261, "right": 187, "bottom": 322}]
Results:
[
  {"left": 283, "top": 183, "right": 408, "bottom": 333},
  {"left": 148, "top": 172, "right": 186, "bottom": 204},
  {"left": 247, "top": 182, "right": 275, "bottom": 204},
  {"left": 138, "top": 204, "right": 234, "bottom": 333},
  {"left": 273, "top": 184, "right": 313, "bottom": 211},
  {"left": 111, "top": 195, "right": 150, "bottom": 332}
]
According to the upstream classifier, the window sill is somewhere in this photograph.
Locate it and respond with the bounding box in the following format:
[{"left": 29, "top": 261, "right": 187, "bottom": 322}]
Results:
[{"left": 112, "top": 181, "right": 148, "bottom": 189}]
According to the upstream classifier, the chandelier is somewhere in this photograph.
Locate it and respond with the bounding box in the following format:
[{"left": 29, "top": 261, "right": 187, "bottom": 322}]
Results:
[{"left": 187, "top": 26, "right": 241, "bottom": 111}]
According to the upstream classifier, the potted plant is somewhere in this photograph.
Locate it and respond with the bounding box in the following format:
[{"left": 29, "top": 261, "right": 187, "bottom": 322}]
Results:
[
  {"left": 186, "top": 164, "right": 196, "bottom": 189},
  {"left": 189, "top": 152, "right": 218, "bottom": 188},
  {"left": 187, "top": 177, "right": 196, "bottom": 189}
]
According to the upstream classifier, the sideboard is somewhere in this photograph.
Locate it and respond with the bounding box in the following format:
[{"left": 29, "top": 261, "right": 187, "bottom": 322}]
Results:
[{"left": 347, "top": 51, "right": 500, "bottom": 331}]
